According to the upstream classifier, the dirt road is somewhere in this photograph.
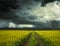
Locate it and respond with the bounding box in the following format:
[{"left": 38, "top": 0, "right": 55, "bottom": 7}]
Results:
[{"left": 22, "top": 32, "right": 44, "bottom": 46}]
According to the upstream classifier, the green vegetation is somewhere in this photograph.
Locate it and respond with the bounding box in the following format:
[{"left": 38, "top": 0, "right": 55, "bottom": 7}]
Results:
[
  {"left": 0, "top": 30, "right": 60, "bottom": 46},
  {"left": 36, "top": 31, "right": 60, "bottom": 46},
  {"left": 28, "top": 32, "right": 38, "bottom": 46},
  {"left": 0, "top": 31, "right": 31, "bottom": 46}
]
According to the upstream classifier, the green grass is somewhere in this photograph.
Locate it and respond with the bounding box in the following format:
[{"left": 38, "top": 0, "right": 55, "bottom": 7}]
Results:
[{"left": 28, "top": 32, "right": 39, "bottom": 46}]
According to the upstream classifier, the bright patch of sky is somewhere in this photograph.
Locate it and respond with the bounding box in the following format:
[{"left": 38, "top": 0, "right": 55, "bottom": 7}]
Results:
[
  {"left": 9, "top": 1, "right": 60, "bottom": 28},
  {"left": 15, "top": 1, "right": 60, "bottom": 23}
]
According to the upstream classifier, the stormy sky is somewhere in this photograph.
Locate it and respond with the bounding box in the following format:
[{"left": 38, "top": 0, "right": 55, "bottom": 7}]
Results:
[{"left": 0, "top": 0, "right": 60, "bottom": 29}]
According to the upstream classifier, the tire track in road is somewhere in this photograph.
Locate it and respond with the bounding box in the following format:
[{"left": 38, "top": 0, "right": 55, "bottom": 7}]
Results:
[
  {"left": 22, "top": 32, "right": 32, "bottom": 46},
  {"left": 22, "top": 32, "right": 45, "bottom": 46},
  {"left": 34, "top": 32, "right": 45, "bottom": 46}
]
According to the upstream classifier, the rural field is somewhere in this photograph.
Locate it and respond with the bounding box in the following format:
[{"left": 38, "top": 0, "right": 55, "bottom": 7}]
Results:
[
  {"left": 0, "top": 30, "right": 32, "bottom": 46},
  {"left": 0, "top": 30, "right": 60, "bottom": 46},
  {"left": 36, "top": 30, "right": 60, "bottom": 46}
]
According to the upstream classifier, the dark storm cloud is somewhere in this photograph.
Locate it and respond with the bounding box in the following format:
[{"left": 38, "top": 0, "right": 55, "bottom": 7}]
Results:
[
  {"left": 0, "top": 0, "right": 19, "bottom": 28},
  {"left": 0, "top": 0, "right": 18, "bottom": 11},
  {"left": 0, "top": 0, "right": 58, "bottom": 20},
  {"left": 0, "top": 0, "right": 35, "bottom": 19},
  {"left": 0, "top": 0, "right": 19, "bottom": 19},
  {"left": 0, "top": 0, "right": 60, "bottom": 29}
]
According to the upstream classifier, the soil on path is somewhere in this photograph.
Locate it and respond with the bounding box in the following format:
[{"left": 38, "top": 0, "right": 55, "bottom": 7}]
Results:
[
  {"left": 34, "top": 32, "right": 45, "bottom": 46},
  {"left": 22, "top": 32, "right": 32, "bottom": 46},
  {"left": 22, "top": 32, "right": 44, "bottom": 46}
]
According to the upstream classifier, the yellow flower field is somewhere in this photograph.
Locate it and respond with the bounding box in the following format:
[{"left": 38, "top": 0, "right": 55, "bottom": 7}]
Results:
[
  {"left": 36, "top": 31, "right": 60, "bottom": 46},
  {"left": 0, "top": 30, "right": 32, "bottom": 46},
  {"left": 0, "top": 30, "right": 60, "bottom": 46}
]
